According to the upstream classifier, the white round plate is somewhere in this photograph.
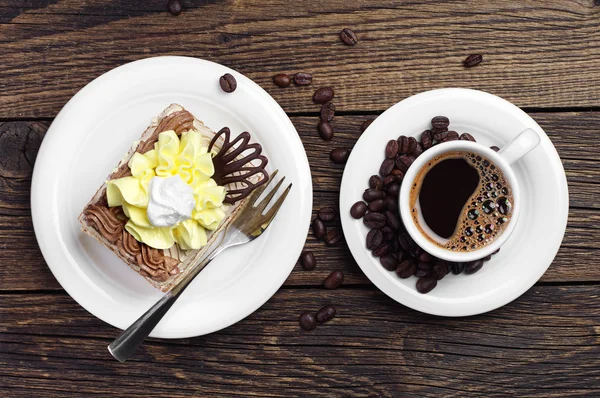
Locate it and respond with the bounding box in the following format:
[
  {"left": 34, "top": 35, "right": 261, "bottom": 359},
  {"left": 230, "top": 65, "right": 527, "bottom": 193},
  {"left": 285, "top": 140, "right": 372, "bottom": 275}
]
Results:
[
  {"left": 31, "top": 56, "right": 312, "bottom": 338},
  {"left": 340, "top": 88, "right": 568, "bottom": 317}
]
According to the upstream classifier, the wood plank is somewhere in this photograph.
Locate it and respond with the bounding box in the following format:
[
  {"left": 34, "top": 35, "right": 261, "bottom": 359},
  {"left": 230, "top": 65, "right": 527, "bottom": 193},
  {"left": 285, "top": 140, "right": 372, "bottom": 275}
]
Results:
[
  {"left": 2, "top": 1, "right": 600, "bottom": 118},
  {"left": 0, "top": 114, "right": 599, "bottom": 290},
  {"left": 1, "top": 287, "right": 599, "bottom": 396}
]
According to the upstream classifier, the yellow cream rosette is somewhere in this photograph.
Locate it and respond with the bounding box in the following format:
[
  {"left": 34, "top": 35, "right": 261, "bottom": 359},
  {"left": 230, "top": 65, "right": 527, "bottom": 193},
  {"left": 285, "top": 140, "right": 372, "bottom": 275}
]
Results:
[{"left": 106, "top": 130, "right": 227, "bottom": 250}]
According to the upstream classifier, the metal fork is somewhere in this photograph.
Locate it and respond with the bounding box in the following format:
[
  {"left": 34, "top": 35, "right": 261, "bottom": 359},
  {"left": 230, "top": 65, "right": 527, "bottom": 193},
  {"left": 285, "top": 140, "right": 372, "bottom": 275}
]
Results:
[{"left": 108, "top": 170, "right": 291, "bottom": 362}]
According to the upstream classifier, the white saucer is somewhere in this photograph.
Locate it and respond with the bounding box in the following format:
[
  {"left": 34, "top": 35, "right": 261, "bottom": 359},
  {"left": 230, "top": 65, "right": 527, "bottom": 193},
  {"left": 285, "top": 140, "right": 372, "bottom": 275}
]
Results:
[
  {"left": 31, "top": 56, "right": 313, "bottom": 338},
  {"left": 340, "top": 88, "right": 568, "bottom": 317}
]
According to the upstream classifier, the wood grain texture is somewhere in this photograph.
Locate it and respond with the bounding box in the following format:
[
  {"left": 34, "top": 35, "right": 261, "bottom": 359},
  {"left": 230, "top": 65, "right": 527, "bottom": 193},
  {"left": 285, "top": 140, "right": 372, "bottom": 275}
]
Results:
[
  {"left": 2, "top": 1, "right": 600, "bottom": 118},
  {"left": 1, "top": 112, "right": 598, "bottom": 290},
  {"left": 1, "top": 287, "right": 600, "bottom": 396}
]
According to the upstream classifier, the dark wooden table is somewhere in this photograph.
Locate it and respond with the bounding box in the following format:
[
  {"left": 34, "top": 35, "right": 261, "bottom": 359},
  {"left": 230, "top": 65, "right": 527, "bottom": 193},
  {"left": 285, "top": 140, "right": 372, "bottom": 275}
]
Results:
[{"left": 2, "top": 1, "right": 600, "bottom": 396}]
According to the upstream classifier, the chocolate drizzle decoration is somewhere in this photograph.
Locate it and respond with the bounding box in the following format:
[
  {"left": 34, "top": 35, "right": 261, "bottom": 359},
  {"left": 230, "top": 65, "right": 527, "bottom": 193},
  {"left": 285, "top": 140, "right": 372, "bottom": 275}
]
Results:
[{"left": 208, "top": 127, "right": 269, "bottom": 204}]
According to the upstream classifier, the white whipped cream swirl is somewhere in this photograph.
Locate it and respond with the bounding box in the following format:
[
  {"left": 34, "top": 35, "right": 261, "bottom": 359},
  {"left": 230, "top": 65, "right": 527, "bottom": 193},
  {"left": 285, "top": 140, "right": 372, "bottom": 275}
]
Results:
[{"left": 147, "top": 175, "right": 196, "bottom": 227}]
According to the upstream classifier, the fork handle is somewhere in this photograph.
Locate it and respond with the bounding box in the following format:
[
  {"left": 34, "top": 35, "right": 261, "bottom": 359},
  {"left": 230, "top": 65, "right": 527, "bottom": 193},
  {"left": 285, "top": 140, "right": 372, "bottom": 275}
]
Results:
[{"left": 108, "top": 257, "right": 213, "bottom": 362}]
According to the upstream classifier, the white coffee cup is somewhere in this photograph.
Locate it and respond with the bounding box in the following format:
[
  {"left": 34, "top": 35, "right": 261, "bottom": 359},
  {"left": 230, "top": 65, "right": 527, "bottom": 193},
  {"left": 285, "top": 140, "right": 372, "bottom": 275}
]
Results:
[{"left": 399, "top": 128, "right": 541, "bottom": 262}]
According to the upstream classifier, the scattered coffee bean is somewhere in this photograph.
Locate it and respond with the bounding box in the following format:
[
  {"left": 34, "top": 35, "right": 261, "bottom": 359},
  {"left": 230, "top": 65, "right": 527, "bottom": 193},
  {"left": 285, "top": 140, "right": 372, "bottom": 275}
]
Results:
[
  {"left": 384, "top": 196, "right": 397, "bottom": 211},
  {"left": 481, "top": 254, "right": 492, "bottom": 262},
  {"left": 445, "top": 131, "right": 459, "bottom": 141},
  {"left": 464, "top": 260, "right": 484, "bottom": 274},
  {"left": 369, "top": 175, "right": 383, "bottom": 190},
  {"left": 363, "top": 212, "right": 386, "bottom": 229},
  {"left": 380, "top": 254, "right": 397, "bottom": 271},
  {"left": 323, "top": 270, "right": 344, "bottom": 289},
  {"left": 312, "top": 218, "right": 327, "bottom": 240},
  {"left": 398, "top": 136, "right": 409, "bottom": 154},
  {"left": 431, "top": 116, "right": 449, "bottom": 132},
  {"left": 379, "top": 158, "right": 395, "bottom": 176},
  {"left": 396, "top": 156, "right": 413, "bottom": 172},
  {"left": 433, "top": 263, "right": 448, "bottom": 280},
  {"left": 330, "top": 148, "right": 350, "bottom": 164},
  {"left": 490, "top": 145, "right": 500, "bottom": 152},
  {"left": 318, "top": 207, "right": 336, "bottom": 222},
  {"left": 407, "top": 137, "right": 417, "bottom": 154},
  {"left": 382, "top": 175, "right": 395, "bottom": 186},
  {"left": 492, "top": 248, "right": 501, "bottom": 255},
  {"left": 386, "top": 140, "right": 399, "bottom": 159},
  {"left": 350, "top": 201, "right": 368, "bottom": 219},
  {"left": 219, "top": 73, "right": 237, "bottom": 93},
  {"left": 368, "top": 199, "right": 385, "bottom": 212},
  {"left": 380, "top": 226, "right": 394, "bottom": 242},
  {"left": 318, "top": 121, "right": 334, "bottom": 141},
  {"left": 372, "top": 243, "right": 390, "bottom": 257},
  {"left": 325, "top": 228, "right": 343, "bottom": 246},
  {"left": 385, "top": 183, "right": 400, "bottom": 197},
  {"left": 361, "top": 119, "right": 374, "bottom": 132},
  {"left": 416, "top": 276, "right": 437, "bottom": 294},
  {"left": 294, "top": 72, "right": 313, "bottom": 86},
  {"left": 363, "top": 189, "right": 386, "bottom": 202},
  {"left": 398, "top": 233, "right": 415, "bottom": 253},
  {"left": 366, "top": 228, "right": 383, "bottom": 250},
  {"left": 320, "top": 102, "right": 336, "bottom": 122},
  {"left": 411, "top": 143, "right": 424, "bottom": 158},
  {"left": 397, "top": 260, "right": 416, "bottom": 278},
  {"left": 433, "top": 130, "right": 449, "bottom": 141},
  {"left": 451, "top": 262, "right": 465, "bottom": 274},
  {"left": 418, "top": 251, "right": 434, "bottom": 264},
  {"left": 390, "top": 169, "right": 404, "bottom": 181},
  {"left": 316, "top": 305, "right": 337, "bottom": 323},
  {"left": 167, "top": 0, "right": 183, "bottom": 16},
  {"left": 415, "top": 262, "right": 432, "bottom": 277},
  {"left": 299, "top": 312, "right": 317, "bottom": 331},
  {"left": 273, "top": 73, "right": 291, "bottom": 87},
  {"left": 459, "top": 133, "right": 476, "bottom": 142},
  {"left": 339, "top": 28, "right": 358, "bottom": 45},
  {"left": 421, "top": 130, "right": 433, "bottom": 149},
  {"left": 463, "top": 54, "right": 483, "bottom": 67},
  {"left": 313, "top": 87, "right": 334, "bottom": 103},
  {"left": 299, "top": 251, "right": 316, "bottom": 270},
  {"left": 385, "top": 210, "right": 400, "bottom": 231}
]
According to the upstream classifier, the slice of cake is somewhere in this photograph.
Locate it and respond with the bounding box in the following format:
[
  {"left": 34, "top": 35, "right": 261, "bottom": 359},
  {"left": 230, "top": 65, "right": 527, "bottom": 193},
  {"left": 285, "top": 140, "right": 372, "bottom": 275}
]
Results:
[{"left": 78, "top": 104, "right": 268, "bottom": 291}]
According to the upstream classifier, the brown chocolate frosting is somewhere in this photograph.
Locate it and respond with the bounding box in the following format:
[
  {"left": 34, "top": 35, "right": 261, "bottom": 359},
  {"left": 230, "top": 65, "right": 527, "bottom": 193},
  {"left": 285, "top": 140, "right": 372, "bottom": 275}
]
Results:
[
  {"left": 208, "top": 127, "right": 269, "bottom": 204},
  {"left": 86, "top": 205, "right": 125, "bottom": 243}
]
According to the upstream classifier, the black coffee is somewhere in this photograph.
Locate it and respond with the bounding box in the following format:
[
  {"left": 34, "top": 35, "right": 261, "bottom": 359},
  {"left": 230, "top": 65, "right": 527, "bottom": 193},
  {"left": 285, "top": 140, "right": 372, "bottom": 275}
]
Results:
[{"left": 410, "top": 151, "right": 513, "bottom": 252}]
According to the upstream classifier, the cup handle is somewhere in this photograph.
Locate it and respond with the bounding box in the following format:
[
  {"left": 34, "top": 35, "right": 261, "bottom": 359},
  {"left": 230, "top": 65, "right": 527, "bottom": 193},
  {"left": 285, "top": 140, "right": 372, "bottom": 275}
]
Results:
[{"left": 497, "top": 128, "right": 541, "bottom": 165}]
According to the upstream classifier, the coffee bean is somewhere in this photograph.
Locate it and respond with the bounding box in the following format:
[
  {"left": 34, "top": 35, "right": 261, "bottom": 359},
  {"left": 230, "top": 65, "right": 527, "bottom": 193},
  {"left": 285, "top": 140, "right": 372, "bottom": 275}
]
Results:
[
  {"left": 411, "top": 143, "right": 424, "bottom": 158},
  {"left": 299, "top": 251, "right": 316, "bottom": 270},
  {"left": 433, "top": 130, "right": 449, "bottom": 141},
  {"left": 451, "top": 262, "right": 465, "bottom": 274},
  {"left": 384, "top": 196, "right": 398, "bottom": 211},
  {"left": 363, "top": 212, "right": 386, "bottom": 229},
  {"left": 320, "top": 102, "right": 336, "bottom": 122},
  {"left": 372, "top": 243, "right": 390, "bottom": 257},
  {"left": 481, "top": 254, "right": 492, "bottom": 262},
  {"left": 299, "top": 312, "right": 317, "bottom": 330},
  {"left": 421, "top": 130, "right": 433, "bottom": 149},
  {"left": 380, "top": 226, "right": 394, "bottom": 241},
  {"left": 167, "top": 0, "right": 183, "bottom": 15},
  {"left": 330, "top": 148, "right": 350, "bottom": 163},
  {"left": 380, "top": 254, "right": 397, "bottom": 271},
  {"left": 379, "top": 158, "right": 395, "bottom": 176},
  {"left": 361, "top": 119, "right": 374, "bottom": 132},
  {"left": 416, "top": 276, "right": 437, "bottom": 294},
  {"left": 369, "top": 175, "right": 383, "bottom": 190},
  {"left": 385, "top": 140, "right": 399, "bottom": 159},
  {"left": 383, "top": 175, "right": 395, "bottom": 186},
  {"left": 368, "top": 199, "right": 385, "bottom": 212},
  {"left": 312, "top": 218, "right": 327, "bottom": 240},
  {"left": 431, "top": 116, "right": 449, "bottom": 131},
  {"left": 433, "top": 263, "right": 448, "bottom": 280},
  {"left": 463, "top": 54, "right": 483, "bottom": 67},
  {"left": 445, "top": 131, "right": 459, "bottom": 142},
  {"left": 293, "top": 72, "right": 313, "bottom": 86},
  {"left": 325, "top": 228, "right": 343, "bottom": 246},
  {"left": 407, "top": 137, "right": 417, "bottom": 154},
  {"left": 219, "top": 73, "right": 237, "bottom": 93},
  {"left": 388, "top": 238, "right": 400, "bottom": 253},
  {"left": 398, "top": 233, "right": 412, "bottom": 252},
  {"left": 323, "top": 270, "right": 344, "bottom": 289},
  {"left": 459, "top": 133, "right": 476, "bottom": 142},
  {"left": 396, "top": 156, "right": 413, "bottom": 172},
  {"left": 385, "top": 183, "right": 400, "bottom": 197},
  {"left": 366, "top": 228, "right": 383, "bottom": 250},
  {"left": 385, "top": 210, "right": 400, "bottom": 231},
  {"left": 272, "top": 73, "right": 291, "bottom": 87},
  {"left": 363, "top": 189, "right": 386, "bottom": 202},
  {"left": 490, "top": 145, "right": 500, "bottom": 152},
  {"left": 313, "top": 87, "right": 334, "bottom": 103},
  {"left": 415, "top": 262, "right": 432, "bottom": 277},
  {"left": 318, "top": 121, "right": 334, "bottom": 141},
  {"left": 390, "top": 169, "right": 404, "bottom": 181},
  {"left": 316, "top": 305, "right": 337, "bottom": 323},
  {"left": 339, "top": 28, "right": 358, "bottom": 45},
  {"left": 464, "top": 260, "right": 484, "bottom": 274},
  {"left": 397, "top": 136, "right": 409, "bottom": 154},
  {"left": 417, "top": 251, "right": 434, "bottom": 263},
  {"left": 318, "top": 207, "right": 336, "bottom": 222},
  {"left": 396, "top": 260, "right": 416, "bottom": 278},
  {"left": 350, "top": 201, "right": 368, "bottom": 219},
  {"left": 492, "top": 248, "right": 501, "bottom": 255}
]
